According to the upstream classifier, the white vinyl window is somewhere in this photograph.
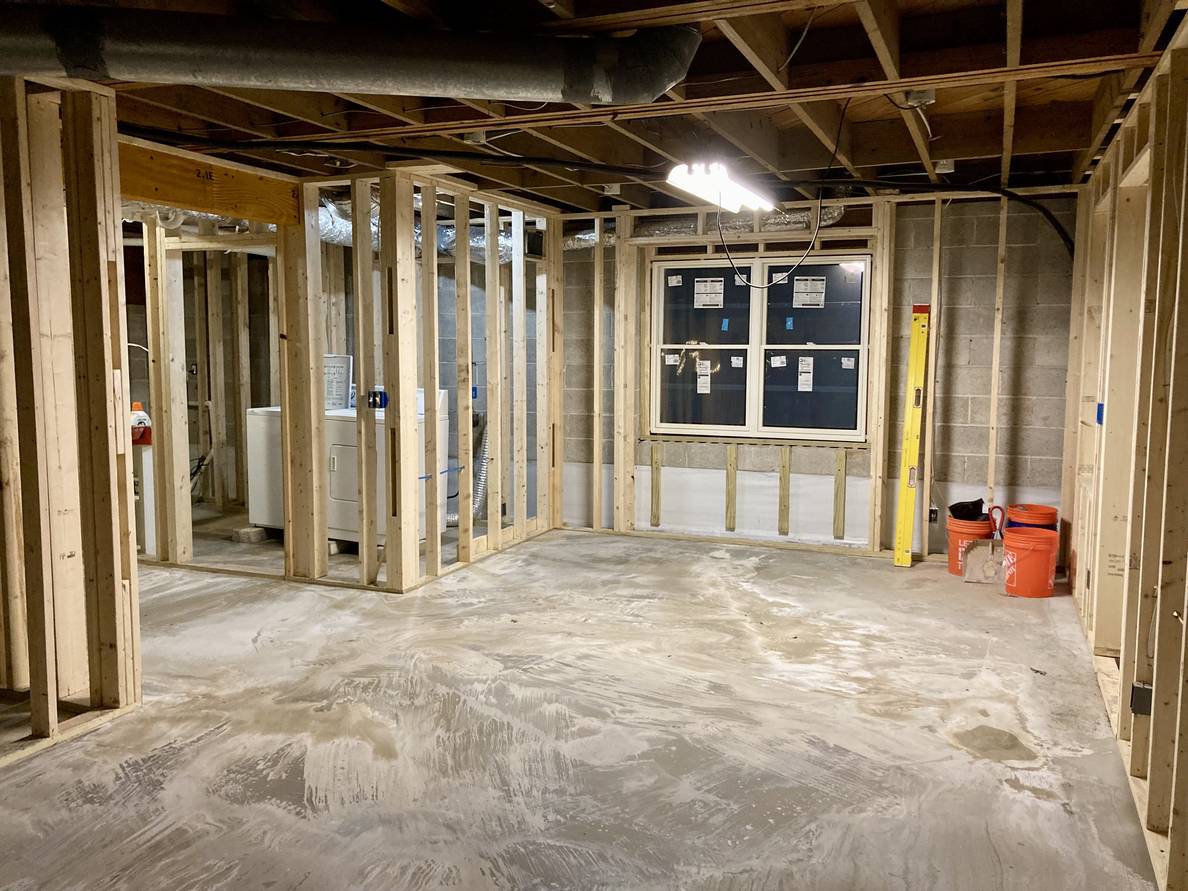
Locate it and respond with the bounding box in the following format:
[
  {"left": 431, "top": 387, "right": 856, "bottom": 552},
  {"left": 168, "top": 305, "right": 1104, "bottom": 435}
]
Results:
[{"left": 649, "top": 255, "right": 870, "bottom": 442}]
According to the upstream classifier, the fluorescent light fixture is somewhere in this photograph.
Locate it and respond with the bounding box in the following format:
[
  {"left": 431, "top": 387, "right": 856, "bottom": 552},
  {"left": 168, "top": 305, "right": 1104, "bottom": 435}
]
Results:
[{"left": 666, "top": 162, "right": 774, "bottom": 213}]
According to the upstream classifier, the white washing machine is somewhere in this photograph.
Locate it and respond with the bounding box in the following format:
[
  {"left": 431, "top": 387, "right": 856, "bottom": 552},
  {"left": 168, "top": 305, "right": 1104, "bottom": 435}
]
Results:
[{"left": 246, "top": 389, "right": 450, "bottom": 542}]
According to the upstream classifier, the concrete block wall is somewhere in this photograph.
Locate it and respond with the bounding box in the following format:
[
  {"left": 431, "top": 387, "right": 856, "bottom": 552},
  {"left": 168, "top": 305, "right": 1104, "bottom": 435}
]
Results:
[
  {"left": 559, "top": 197, "right": 1075, "bottom": 543},
  {"left": 887, "top": 197, "right": 1074, "bottom": 501}
]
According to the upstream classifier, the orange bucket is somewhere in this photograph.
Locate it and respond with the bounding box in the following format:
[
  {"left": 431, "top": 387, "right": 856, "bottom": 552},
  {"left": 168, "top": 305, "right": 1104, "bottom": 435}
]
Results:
[
  {"left": 946, "top": 516, "right": 994, "bottom": 576},
  {"left": 1006, "top": 503, "right": 1058, "bottom": 530},
  {"left": 1003, "top": 527, "right": 1059, "bottom": 597}
]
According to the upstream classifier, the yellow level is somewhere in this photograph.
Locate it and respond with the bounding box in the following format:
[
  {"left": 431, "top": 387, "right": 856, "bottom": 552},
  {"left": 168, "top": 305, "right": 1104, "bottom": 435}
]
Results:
[{"left": 893, "top": 304, "right": 932, "bottom": 567}]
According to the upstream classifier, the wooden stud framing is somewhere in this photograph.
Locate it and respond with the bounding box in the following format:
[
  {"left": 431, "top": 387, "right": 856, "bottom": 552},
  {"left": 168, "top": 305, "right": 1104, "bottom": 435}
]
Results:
[
  {"left": 868, "top": 200, "right": 894, "bottom": 552},
  {"left": 0, "top": 77, "right": 58, "bottom": 735},
  {"left": 192, "top": 252, "right": 210, "bottom": 500},
  {"left": 612, "top": 211, "right": 637, "bottom": 532},
  {"left": 143, "top": 220, "right": 192, "bottom": 563},
  {"left": 454, "top": 194, "right": 475, "bottom": 561},
  {"left": 833, "top": 449, "right": 847, "bottom": 540},
  {"left": 778, "top": 445, "right": 791, "bottom": 537},
  {"left": 511, "top": 210, "right": 528, "bottom": 541},
  {"left": 547, "top": 218, "right": 565, "bottom": 530},
  {"left": 984, "top": 199, "right": 1008, "bottom": 506},
  {"left": 380, "top": 172, "right": 420, "bottom": 589},
  {"left": 484, "top": 202, "right": 504, "bottom": 551},
  {"left": 420, "top": 183, "right": 443, "bottom": 577},
  {"left": 725, "top": 443, "right": 738, "bottom": 532},
  {"left": 277, "top": 183, "right": 327, "bottom": 580},
  {"left": 650, "top": 441, "right": 661, "bottom": 527},
  {"left": 323, "top": 244, "right": 347, "bottom": 355},
  {"left": 231, "top": 253, "right": 250, "bottom": 503},
  {"left": 205, "top": 248, "right": 228, "bottom": 509},
  {"left": 351, "top": 178, "right": 380, "bottom": 584},
  {"left": 535, "top": 223, "right": 551, "bottom": 526},
  {"left": 919, "top": 200, "right": 943, "bottom": 554},
  {"left": 591, "top": 218, "right": 605, "bottom": 530},
  {"left": 61, "top": 89, "right": 140, "bottom": 708},
  {"left": 267, "top": 255, "right": 280, "bottom": 405}
]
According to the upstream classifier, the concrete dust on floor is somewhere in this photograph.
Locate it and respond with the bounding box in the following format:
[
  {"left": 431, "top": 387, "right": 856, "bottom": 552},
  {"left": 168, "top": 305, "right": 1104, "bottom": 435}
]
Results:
[{"left": 0, "top": 530, "right": 1156, "bottom": 890}]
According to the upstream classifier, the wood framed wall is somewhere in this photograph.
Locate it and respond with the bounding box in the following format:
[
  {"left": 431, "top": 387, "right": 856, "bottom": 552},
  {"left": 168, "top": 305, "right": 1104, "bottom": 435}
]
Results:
[
  {"left": 0, "top": 76, "right": 140, "bottom": 767},
  {"left": 1064, "top": 30, "right": 1188, "bottom": 891},
  {"left": 558, "top": 184, "right": 1075, "bottom": 560},
  {"left": 135, "top": 165, "right": 565, "bottom": 594}
]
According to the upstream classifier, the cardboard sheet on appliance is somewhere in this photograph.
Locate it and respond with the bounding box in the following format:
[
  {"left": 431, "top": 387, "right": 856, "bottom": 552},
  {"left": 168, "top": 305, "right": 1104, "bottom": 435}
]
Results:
[
  {"left": 793, "top": 275, "right": 827, "bottom": 308},
  {"left": 693, "top": 277, "right": 724, "bottom": 308}
]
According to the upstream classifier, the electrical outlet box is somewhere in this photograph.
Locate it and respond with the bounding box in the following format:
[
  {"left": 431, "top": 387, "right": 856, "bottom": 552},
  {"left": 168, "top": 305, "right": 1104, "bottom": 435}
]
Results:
[
  {"left": 905, "top": 88, "right": 936, "bottom": 107},
  {"left": 929, "top": 506, "right": 939, "bottom": 523},
  {"left": 935, "top": 159, "right": 956, "bottom": 174}
]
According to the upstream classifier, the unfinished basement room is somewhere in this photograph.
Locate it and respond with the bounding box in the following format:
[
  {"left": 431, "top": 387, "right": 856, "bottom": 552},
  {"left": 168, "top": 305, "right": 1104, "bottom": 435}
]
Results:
[{"left": 0, "top": 0, "right": 1185, "bottom": 888}]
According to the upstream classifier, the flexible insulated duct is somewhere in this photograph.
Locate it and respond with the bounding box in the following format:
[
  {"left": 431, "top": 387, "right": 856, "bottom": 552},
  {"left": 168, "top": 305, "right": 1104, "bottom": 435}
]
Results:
[{"left": 0, "top": 7, "right": 700, "bottom": 105}]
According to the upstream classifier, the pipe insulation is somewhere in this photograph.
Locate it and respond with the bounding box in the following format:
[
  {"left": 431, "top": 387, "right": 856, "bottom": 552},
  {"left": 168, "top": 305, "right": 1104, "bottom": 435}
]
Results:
[{"left": 0, "top": 7, "right": 700, "bottom": 105}]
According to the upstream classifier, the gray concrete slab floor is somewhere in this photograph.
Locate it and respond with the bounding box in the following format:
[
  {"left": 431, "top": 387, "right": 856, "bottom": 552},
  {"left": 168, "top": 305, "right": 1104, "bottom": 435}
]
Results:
[{"left": 0, "top": 530, "right": 1156, "bottom": 890}]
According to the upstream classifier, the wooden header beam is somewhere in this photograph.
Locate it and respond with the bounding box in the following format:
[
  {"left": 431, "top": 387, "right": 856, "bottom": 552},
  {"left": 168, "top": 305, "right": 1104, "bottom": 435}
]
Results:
[{"left": 118, "top": 136, "right": 299, "bottom": 225}]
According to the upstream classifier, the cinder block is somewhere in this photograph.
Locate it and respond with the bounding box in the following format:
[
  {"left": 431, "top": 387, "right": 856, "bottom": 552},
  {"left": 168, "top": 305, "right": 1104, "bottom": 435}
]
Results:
[
  {"left": 943, "top": 245, "right": 999, "bottom": 277},
  {"left": 739, "top": 444, "right": 781, "bottom": 472},
  {"left": 685, "top": 442, "right": 729, "bottom": 469},
  {"left": 790, "top": 446, "right": 836, "bottom": 475},
  {"left": 565, "top": 437, "right": 592, "bottom": 463},
  {"left": 935, "top": 422, "right": 989, "bottom": 456},
  {"left": 1027, "top": 456, "right": 1064, "bottom": 488},
  {"left": 635, "top": 440, "right": 651, "bottom": 465},
  {"left": 900, "top": 218, "right": 934, "bottom": 251},
  {"left": 997, "top": 396, "right": 1066, "bottom": 428},
  {"left": 847, "top": 449, "right": 872, "bottom": 477},
  {"left": 938, "top": 364, "right": 991, "bottom": 397},
  {"left": 1002, "top": 365, "right": 1068, "bottom": 398},
  {"left": 1003, "top": 303, "right": 1071, "bottom": 333},
  {"left": 656, "top": 442, "right": 688, "bottom": 467},
  {"left": 996, "top": 425, "right": 1065, "bottom": 459},
  {"left": 934, "top": 333, "right": 972, "bottom": 367},
  {"left": 566, "top": 415, "right": 593, "bottom": 439},
  {"left": 896, "top": 203, "right": 934, "bottom": 222},
  {"left": 895, "top": 247, "right": 935, "bottom": 279},
  {"left": 933, "top": 395, "right": 971, "bottom": 426},
  {"left": 1035, "top": 273, "right": 1073, "bottom": 305},
  {"left": 944, "top": 275, "right": 996, "bottom": 307},
  {"left": 944, "top": 199, "right": 1000, "bottom": 219},
  {"left": 933, "top": 453, "right": 967, "bottom": 484},
  {"left": 943, "top": 305, "right": 996, "bottom": 336}
]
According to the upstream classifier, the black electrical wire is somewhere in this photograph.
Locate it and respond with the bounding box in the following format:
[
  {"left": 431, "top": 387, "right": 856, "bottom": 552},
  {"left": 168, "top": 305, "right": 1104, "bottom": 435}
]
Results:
[
  {"left": 715, "top": 97, "right": 853, "bottom": 289},
  {"left": 118, "top": 122, "right": 1076, "bottom": 254}
]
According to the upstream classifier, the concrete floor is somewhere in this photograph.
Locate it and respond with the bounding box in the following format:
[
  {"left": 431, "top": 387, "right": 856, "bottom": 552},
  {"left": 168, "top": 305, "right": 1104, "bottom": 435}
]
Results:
[{"left": 0, "top": 531, "right": 1156, "bottom": 890}]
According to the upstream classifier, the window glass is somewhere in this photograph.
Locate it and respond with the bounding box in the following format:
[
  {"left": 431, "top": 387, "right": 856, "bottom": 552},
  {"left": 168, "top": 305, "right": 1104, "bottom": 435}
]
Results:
[
  {"left": 658, "top": 347, "right": 748, "bottom": 427},
  {"left": 762, "top": 349, "right": 861, "bottom": 430},
  {"left": 764, "top": 261, "right": 864, "bottom": 345},
  {"left": 661, "top": 266, "right": 750, "bottom": 345}
]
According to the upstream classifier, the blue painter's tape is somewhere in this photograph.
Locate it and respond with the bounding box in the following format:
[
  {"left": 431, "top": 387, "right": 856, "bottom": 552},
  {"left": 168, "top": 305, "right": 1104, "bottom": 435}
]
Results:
[
  {"left": 1096, "top": 402, "right": 1104, "bottom": 425},
  {"left": 368, "top": 389, "right": 389, "bottom": 409},
  {"left": 721, "top": 318, "right": 729, "bottom": 332},
  {"left": 785, "top": 316, "right": 794, "bottom": 330}
]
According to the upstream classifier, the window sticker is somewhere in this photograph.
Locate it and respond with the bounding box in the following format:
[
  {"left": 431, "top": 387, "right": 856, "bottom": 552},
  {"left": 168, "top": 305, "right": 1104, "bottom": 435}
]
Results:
[
  {"left": 696, "top": 359, "right": 711, "bottom": 374},
  {"left": 693, "top": 277, "right": 725, "bottom": 309},
  {"left": 667, "top": 274, "right": 683, "bottom": 287},
  {"left": 734, "top": 273, "right": 748, "bottom": 286},
  {"left": 841, "top": 356, "right": 856, "bottom": 370},
  {"left": 664, "top": 353, "right": 680, "bottom": 366},
  {"left": 697, "top": 374, "right": 711, "bottom": 394},
  {"left": 770, "top": 355, "right": 787, "bottom": 368},
  {"left": 793, "top": 275, "right": 827, "bottom": 308},
  {"left": 731, "top": 355, "right": 744, "bottom": 368},
  {"left": 798, "top": 355, "right": 814, "bottom": 392}
]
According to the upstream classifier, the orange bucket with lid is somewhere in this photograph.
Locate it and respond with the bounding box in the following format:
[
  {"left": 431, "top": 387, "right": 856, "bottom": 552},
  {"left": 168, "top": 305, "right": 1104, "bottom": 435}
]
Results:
[{"left": 1003, "top": 527, "right": 1059, "bottom": 597}]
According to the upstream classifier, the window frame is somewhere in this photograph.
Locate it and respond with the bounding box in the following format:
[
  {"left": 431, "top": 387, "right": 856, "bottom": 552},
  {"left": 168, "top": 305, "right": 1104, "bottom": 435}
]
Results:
[{"left": 649, "top": 254, "right": 872, "bottom": 443}]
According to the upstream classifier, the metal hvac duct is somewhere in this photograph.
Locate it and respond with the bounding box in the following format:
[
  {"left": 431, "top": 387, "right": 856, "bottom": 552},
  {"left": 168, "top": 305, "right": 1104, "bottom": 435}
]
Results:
[{"left": 0, "top": 8, "right": 701, "bottom": 105}]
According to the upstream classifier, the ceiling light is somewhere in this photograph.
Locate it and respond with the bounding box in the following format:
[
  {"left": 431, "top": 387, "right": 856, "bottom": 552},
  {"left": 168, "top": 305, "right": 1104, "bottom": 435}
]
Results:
[{"left": 666, "top": 162, "right": 774, "bottom": 213}]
